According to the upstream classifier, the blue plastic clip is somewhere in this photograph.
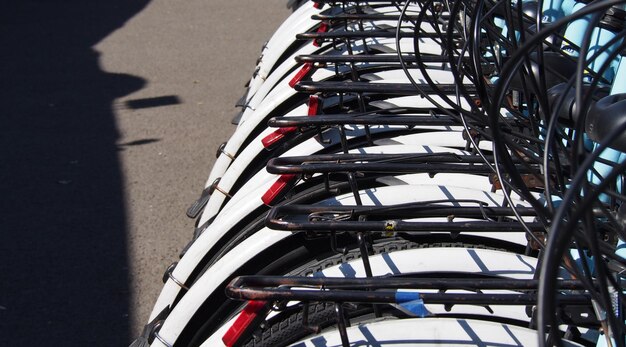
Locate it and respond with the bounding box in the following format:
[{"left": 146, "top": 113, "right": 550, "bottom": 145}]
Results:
[{"left": 395, "top": 291, "right": 431, "bottom": 318}]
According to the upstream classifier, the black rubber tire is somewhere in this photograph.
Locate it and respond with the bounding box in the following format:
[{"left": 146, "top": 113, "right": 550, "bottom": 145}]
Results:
[
  {"left": 243, "top": 302, "right": 338, "bottom": 347},
  {"left": 288, "top": 238, "right": 506, "bottom": 278},
  {"left": 243, "top": 301, "right": 399, "bottom": 347}
]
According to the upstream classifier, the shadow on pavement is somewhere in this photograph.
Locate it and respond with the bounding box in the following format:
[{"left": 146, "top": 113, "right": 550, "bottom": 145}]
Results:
[{"left": 0, "top": 0, "right": 150, "bottom": 344}]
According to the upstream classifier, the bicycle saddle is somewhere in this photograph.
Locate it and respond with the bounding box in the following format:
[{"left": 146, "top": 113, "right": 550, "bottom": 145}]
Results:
[{"left": 586, "top": 93, "right": 626, "bottom": 152}]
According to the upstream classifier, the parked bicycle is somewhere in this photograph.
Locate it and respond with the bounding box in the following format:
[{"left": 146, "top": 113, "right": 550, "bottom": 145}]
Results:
[{"left": 131, "top": 1, "right": 626, "bottom": 346}]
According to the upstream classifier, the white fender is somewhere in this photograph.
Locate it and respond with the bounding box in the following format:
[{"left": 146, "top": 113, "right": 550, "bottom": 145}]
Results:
[
  {"left": 151, "top": 227, "right": 292, "bottom": 347},
  {"left": 290, "top": 318, "right": 582, "bottom": 346},
  {"left": 199, "top": 247, "right": 544, "bottom": 347},
  {"left": 151, "top": 184, "right": 530, "bottom": 321}
]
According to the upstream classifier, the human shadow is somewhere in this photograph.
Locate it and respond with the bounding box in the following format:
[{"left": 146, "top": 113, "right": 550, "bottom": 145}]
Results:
[{"left": 0, "top": 0, "right": 149, "bottom": 344}]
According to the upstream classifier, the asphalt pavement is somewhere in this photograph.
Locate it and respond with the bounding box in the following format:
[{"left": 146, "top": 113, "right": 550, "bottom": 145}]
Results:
[{"left": 1, "top": 1, "right": 290, "bottom": 345}]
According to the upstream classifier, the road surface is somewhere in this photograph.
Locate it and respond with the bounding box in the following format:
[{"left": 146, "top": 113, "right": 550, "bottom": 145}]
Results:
[{"left": 1, "top": 1, "right": 291, "bottom": 344}]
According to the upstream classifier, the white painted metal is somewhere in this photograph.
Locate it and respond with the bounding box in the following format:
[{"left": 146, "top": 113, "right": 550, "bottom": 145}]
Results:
[
  {"left": 205, "top": 40, "right": 471, "bottom": 193},
  {"left": 157, "top": 241, "right": 536, "bottom": 346},
  {"left": 290, "top": 318, "right": 583, "bottom": 346},
  {"left": 375, "top": 131, "right": 493, "bottom": 152},
  {"left": 369, "top": 94, "right": 473, "bottom": 111},
  {"left": 361, "top": 68, "right": 471, "bottom": 85},
  {"left": 249, "top": 3, "right": 430, "bottom": 93},
  {"left": 244, "top": 6, "right": 446, "bottom": 106},
  {"left": 247, "top": 4, "right": 323, "bottom": 94},
  {"left": 196, "top": 119, "right": 465, "bottom": 224},
  {"left": 149, "top": 179, "right": 277, "bottom": 319},
  {"left": 318, "top": 247, "right": 538, "bottom": 279},
  {"left": 150, "top": 227, "right": 292, "bottom": 347},
  {"left": 198, "top": 247, "right": 541, "bottom": 347},
  {"left": 197, "top": 125, "right": 411, "bottom": 225},
  {"left": 151, "top": 183, "right": 531, "bottom": 321}
]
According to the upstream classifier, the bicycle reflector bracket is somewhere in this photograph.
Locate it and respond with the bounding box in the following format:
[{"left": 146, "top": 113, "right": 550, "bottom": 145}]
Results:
[
  {"left": 289, "top": 62, "right": 315, "bottom": 88},
  {"left": 308, "top": 95, "right": 321, "bottom": 116},
  {"left": 222, "top": 300, "right": 270, "bottom": 347},
  {"left": 395, "top": 291, "right": 431, "bottom": 318},
  {"left": 313, "top": 22, "right": 329, "bottom": 47},
  {"left": 261, "top": 95, "right": 320, "bottom": 149},
  {"left": 261, "top": 126, "right": 298, "bottom": 149},
  {"left": 261, "top": 174, "right": 298, "bottom": 206}
]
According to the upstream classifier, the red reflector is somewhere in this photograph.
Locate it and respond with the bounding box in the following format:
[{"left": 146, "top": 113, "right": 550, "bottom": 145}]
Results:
[
  {"left": 308, "top": 95, "right": 320, "bottom": 116},
  {"left": 261, "top": 127, "right": 298, "bottom": 148},
  {"left": 262, "top": 174, "right": 297, "bottom": 206},
  {"left": 313, "top": 22, "right": 329, "bottom": 47},
  {"left": 222, "top": 301, "right": 267, "bottom": 347},
  {"left": 313, "top": 2, "right": 323, "bottom": 9},
  {"left": 289, "top": 62, "right": 314, "bottom": 88}
]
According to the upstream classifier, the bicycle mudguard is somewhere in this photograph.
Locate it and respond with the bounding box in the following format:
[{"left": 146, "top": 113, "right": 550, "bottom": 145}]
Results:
[
  {"left": 151, "top": 182, "right": 532, "bottom": 326},
  {"left": 200, "top": 247, "right": 544, "bottom": 346},
  {"left": 290, "top": 318, "right": 583, "bottom": 347}
]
